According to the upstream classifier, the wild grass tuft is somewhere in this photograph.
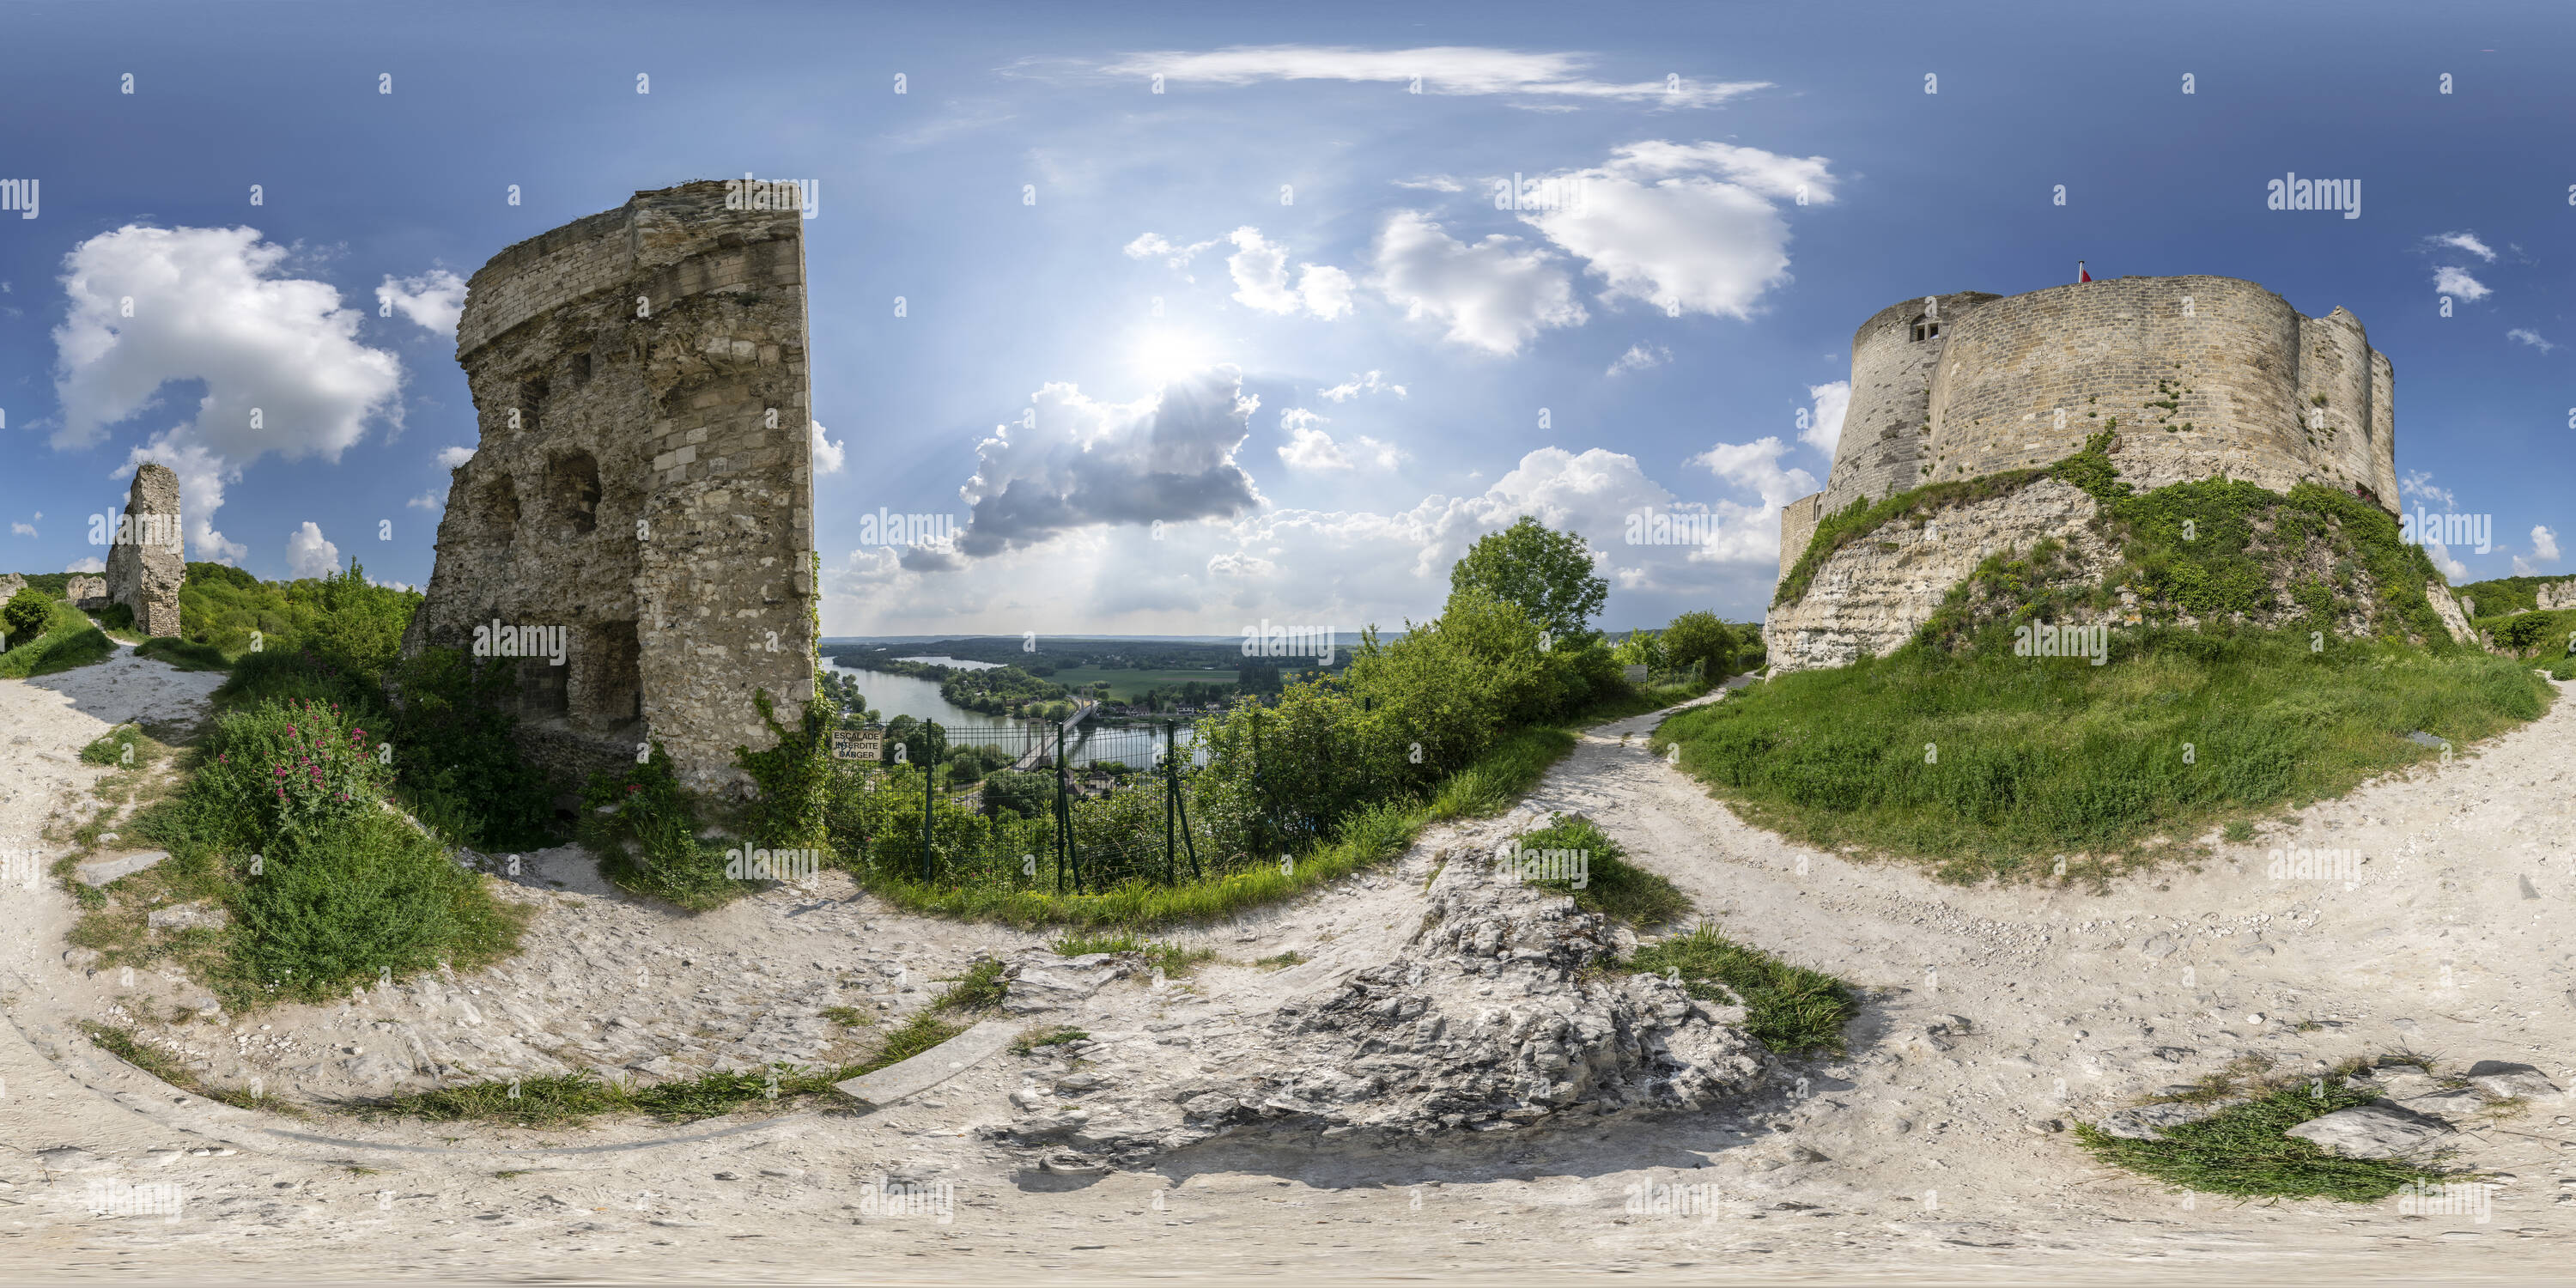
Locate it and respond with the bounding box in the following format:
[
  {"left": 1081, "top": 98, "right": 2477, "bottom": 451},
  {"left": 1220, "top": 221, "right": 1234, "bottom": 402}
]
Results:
[
  {"left": 1050, "top": 933, "right": 1216, "bottom": 976},
  {"left": 2075, "top": 1077, "right": 2458, "bottom": 1201},
  {"left": 1625, "top": 924, "right": 1856, "bottom": 1055},
  {"left": 1010, "top": 1025, "right": 1091, "bottom": 1055},
  {"left": 1512, "top": 814, "right": 1691, "bottom": 927}
]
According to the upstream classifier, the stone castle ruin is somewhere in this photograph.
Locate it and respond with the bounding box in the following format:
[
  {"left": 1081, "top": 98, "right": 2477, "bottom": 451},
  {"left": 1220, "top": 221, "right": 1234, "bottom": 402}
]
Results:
[
  {"left": 405, "top": 181, "right": 818, "bottom": 796},
  {"left": 1768, "top": 276, "right": 2447, "bottom": 671},
  {"left": 103, "top": 461, "right": 184, "bottom": 636}
]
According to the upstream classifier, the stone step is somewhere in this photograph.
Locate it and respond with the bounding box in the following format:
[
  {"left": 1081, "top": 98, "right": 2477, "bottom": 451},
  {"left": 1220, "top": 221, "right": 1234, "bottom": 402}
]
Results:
[{"left": 833, "top": 1018, "right": 1014, "bottom": 1109}]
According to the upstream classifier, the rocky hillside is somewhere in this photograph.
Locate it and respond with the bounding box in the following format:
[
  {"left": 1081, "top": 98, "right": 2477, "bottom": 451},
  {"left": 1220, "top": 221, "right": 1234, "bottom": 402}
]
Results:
[{"left": 1767, "top": 431, "right": 2476, "bottom": 671}]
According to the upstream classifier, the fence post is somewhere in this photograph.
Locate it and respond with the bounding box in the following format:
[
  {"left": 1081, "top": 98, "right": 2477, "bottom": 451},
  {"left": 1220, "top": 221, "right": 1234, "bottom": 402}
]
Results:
[
  {"left": 1048, "top": 723, "right": 1064, "bottom": 896},
  {"left": 1055, "top": 720, "right": 1078, "bottom": 894},
  {"left": 920, "top": 722, "right": 938, "bottom": 884},
  {"left": 1163, "top": 720, "right": 1176, "bottom": 884}
]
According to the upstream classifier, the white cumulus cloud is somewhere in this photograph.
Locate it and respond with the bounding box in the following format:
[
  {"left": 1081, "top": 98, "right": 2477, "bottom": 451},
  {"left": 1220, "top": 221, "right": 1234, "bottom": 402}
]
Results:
[
  {"left": 1606, "top": 343, "right": 1669, "bottom": 376},
  {"left": 375, "top": 269, "right": 468, "bottom": 335},
  {"left": 2424, "top": 540, "right": 2469, "bottom": 580},
  {"left": 437, "top": 445, "right": 476, "bottom": 470},
  {"left": 2433, "top": 265, "right": 2491, "bottom": 301},
  {"left": 64, "top": 556, "right": 105, "bottom": 574},
  {"left": 1519, "top": 141, "right": 1835, "bottom": 321},
  {"left": 2399, "top": 470, "right": 2455, "bottom": 509},
  {"left": 1320, "top": 370, "right": 1406, "bottom": 402},
  {"left": 2507, "top": 327, "right": 2555, "bottom": 352},
  {"left": 1276, "top": 408, "right": 1406, "bottom": 471},
  {"left": 1279, "top": 426, "right": 1351, "bottom": 471},
  {"left": 1123, "top": 232, "right": 1219, "bottom": 269},
  {"left": 2427, "top": 231, "right": 2497, "bottom": 262},
  {"left": 1224, "top": 228, "right": 1352, "bottom": 320},
  {"left": 812, "top": 420, "right": 846, "bottom": 474},
  {"left": 285, "top": 520, "right": 342, "bottom": 579},
  {"left": 1297, "top": 264, "right": 1355, "bottom": 319},
  {"left": 1801, "top": 380, "right": 1850, "bottom": 456},
  {"left": 1370, "top": 210, "right": 1585, "bottom": 355},
  {"left": 407, "top": 490, "right": 443, "bottom": 512},
  {"left": 52, "top": 224, "right": 406, "bottom": 564},
  {"left": 2533, "top": 525, "right": 2561, "bottom": 562}
]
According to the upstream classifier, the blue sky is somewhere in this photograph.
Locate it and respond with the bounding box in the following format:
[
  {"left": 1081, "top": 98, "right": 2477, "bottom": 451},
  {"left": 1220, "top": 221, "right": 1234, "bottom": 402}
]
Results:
[{"left": 3, "top": 1, "right": 2569, "bottom": 635}]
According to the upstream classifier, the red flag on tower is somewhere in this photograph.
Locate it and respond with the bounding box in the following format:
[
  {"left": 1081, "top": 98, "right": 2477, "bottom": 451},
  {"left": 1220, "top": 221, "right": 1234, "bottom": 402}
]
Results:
[{"left": 2078, "top": 259, "right": 2093, "bottom": 283}]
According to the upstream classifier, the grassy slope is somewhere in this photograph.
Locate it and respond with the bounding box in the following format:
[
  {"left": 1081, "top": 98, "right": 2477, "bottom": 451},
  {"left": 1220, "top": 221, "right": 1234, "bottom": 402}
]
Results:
[
  {"left": 0, "top": 598, "right": 115, "bottom": 677},
  {"left": 1675, "top": 436, "right": 2551, "bottom": 883}
]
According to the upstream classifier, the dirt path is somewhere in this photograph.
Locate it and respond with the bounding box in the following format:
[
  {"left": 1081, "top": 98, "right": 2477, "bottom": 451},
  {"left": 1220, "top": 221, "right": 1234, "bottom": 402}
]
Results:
[{"left": 3, "top": 654, "right": 2572, "bottom": 1281}]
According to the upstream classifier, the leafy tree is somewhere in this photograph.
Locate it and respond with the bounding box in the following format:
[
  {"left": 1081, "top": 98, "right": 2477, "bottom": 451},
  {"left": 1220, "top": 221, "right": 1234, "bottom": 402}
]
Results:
[
  {"left": 981, "top": 769, "right": 1052, "bottom": 819},
  {"left": 1448, "top": 516, "right": 1608, "bottom": 645},
  {"left": 1661, "top": 611, "right": 1737, "bottom": 682},
  {"left": 1610, "top": 629, "right": 1667, "bottom": 671}
]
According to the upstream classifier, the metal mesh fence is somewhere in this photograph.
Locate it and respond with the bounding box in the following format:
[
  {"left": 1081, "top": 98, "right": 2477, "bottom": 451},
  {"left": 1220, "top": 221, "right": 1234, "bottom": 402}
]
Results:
[{"left": 829, "top": 718, "right": 1222, "bottom": 894}]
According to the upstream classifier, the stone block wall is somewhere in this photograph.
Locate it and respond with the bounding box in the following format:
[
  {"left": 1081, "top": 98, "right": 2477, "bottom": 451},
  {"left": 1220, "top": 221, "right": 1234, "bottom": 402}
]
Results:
[
  {"left": 1777, "top": 492, "right": 1826, "bottom": 579},
  {"left": 1788, "top": 276, "right": 2400, "bottom": 580},
  {"left": 1820, "top": 291, "right": 1998, "bottom": 513},
  {"left": 406, "top": 180, "right": 817, "bottom": 797}
]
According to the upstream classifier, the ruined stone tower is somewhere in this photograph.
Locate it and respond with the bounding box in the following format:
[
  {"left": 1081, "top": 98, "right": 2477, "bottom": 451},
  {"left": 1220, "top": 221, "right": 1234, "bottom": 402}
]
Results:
[
  {"left": 104, "top": 462, "right": 184, "bottom": 637},
  {"left": 1778, "top": 276, "right": 2402, "bottom": 580},
  {"left": 1769, "top": 276, "right": 2430, "bottom": 671},
  {"left": 405, "top": 181, "right": 818, "bottom": 796}
]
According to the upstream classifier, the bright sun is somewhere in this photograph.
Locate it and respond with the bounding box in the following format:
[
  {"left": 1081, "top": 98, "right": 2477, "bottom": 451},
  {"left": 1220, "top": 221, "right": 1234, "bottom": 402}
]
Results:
[{"left": 1127, "top": 328, "right": 1221, "bottom": 386}]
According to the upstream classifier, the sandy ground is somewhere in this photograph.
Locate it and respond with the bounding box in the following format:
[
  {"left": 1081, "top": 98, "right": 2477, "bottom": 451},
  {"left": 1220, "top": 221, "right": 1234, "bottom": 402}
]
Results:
[{"left": 3, "top": 647, "right": 2574, "bottom": 1284}]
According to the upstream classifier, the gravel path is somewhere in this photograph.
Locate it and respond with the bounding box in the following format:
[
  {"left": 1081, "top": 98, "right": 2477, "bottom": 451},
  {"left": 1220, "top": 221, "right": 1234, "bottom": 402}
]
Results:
[{"left": 3, "top": 653, "right": 2571, "bottom": 1281}]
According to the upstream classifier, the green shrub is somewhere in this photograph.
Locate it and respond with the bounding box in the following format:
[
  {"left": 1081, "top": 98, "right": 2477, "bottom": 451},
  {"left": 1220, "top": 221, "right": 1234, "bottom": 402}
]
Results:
[
  {"left": 385, "top": 647, "right": 554, "bottom": 850},
  {"left": 212, "top": 646, "right": 372, "bottom": 709},
  {"left": 176, "top": 562, "right": 418, "bottom": 673},
  {"left": 732, "top": 685, "right": 836, "bottom": 850},
  {"left": 228, "top": 806, "right": 523, "bottom": 1002},
  {"left": 2487, "top": 608, "right": 2576, "bottom": 657},
  {"left": 3, "top": 586, "right": 52, "bottom": 642},
  {"left": 981, "top": 769, "right": 1051, "bottom": 820},
  {"left": 1660, "top": 611, "right": 1737, "bottom": 683},
  {"left": 194, "top": 697, "right": 392, "bottom": 848},
  {"left": 581, "top": 744, "right": 747, "bottom": 910},
  {"left": 93, "top": 601, "right": 137, "bottom": 632}
]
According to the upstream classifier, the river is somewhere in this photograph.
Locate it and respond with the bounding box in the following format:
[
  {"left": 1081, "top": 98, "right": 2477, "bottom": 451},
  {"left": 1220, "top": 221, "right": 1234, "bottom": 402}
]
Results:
[{"left": 828, "top": 658, "right": 1203, "bottom": 769}]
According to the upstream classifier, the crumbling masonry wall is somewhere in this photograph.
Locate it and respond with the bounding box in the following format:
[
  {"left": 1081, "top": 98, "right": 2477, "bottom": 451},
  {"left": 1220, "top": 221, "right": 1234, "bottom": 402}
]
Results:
[
  {"left": 405, "top": 181, "right": 817, "bottom": 796},
  {"left": 1771, "top": 277, "right": 2415, "bottom": 672},
  {"left": 104, "top": 462, "right": 184, "bottom": 636},
  {"left": 1792, "top": 276, "right": 2402, "bottom": 550}
]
